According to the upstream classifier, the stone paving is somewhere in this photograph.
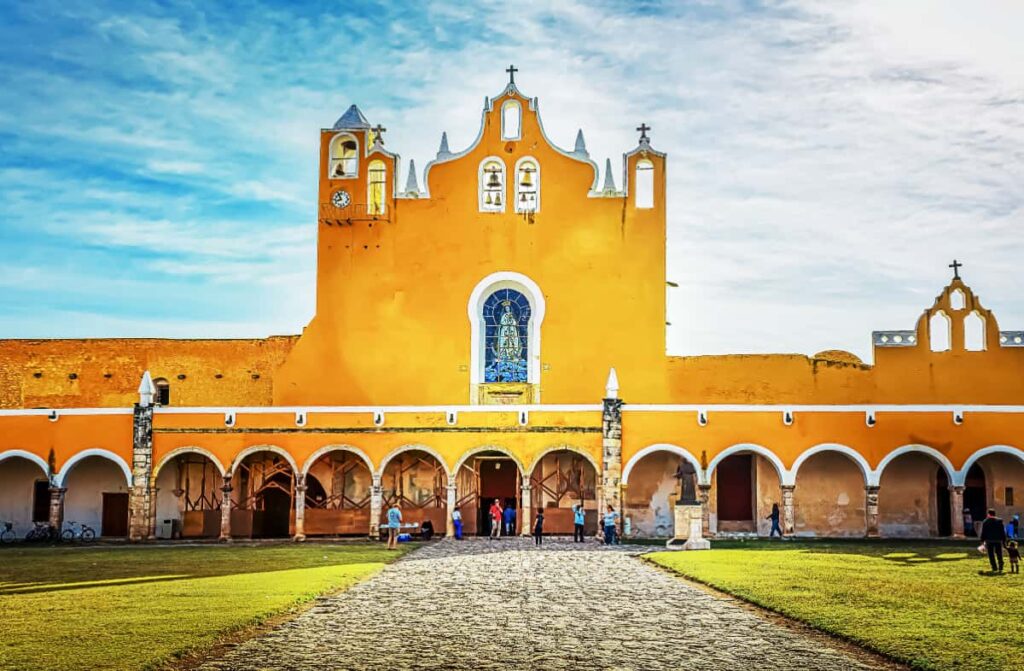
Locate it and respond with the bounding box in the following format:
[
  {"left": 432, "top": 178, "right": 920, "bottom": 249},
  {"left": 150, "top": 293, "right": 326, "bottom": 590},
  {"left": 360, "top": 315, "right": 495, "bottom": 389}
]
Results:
[{"left": 198, "top": 538, "right": 899, "bottom": 671}]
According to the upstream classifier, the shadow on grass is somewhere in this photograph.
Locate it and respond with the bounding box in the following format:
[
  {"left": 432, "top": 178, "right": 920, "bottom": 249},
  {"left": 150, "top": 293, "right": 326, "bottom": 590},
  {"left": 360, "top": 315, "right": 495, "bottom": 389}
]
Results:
[{"left": 702, "top": 538, "right": 980, "bottom": 566}]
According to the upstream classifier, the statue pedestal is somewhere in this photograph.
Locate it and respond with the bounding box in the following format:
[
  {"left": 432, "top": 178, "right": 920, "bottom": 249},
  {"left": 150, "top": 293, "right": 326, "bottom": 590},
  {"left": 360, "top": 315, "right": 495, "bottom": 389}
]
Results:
[{"left": 666, "top": 504, "right": 710, "bottom": 551}]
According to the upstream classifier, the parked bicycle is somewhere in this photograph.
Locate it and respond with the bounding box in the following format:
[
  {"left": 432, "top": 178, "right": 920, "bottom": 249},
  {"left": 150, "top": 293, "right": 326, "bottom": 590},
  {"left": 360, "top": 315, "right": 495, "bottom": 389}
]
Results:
[
  {"left": 61, "top": 520, "right": 96, "bottom": 542},
  {"left": 0, "top": 521, "right": 15, "bottom": 543},
  {"left": 25, "top": 521, "right": 56, "bottom": 542}
]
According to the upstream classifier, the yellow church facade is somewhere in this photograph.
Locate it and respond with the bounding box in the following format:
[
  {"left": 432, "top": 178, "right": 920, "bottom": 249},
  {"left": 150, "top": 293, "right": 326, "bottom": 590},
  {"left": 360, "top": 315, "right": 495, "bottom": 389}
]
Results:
[{"left": 1, "top": 73, "right": 1023, "bottom": 543}]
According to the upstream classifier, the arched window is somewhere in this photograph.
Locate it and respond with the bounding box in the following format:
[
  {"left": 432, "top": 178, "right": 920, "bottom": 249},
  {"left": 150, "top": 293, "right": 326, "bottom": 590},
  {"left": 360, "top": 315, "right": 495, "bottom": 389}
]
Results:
[
  {"left": 929, "top": 311, "right": 951, "bottom": 352},
  {"left": 635, "top": 159, "right": 654, "bottom": 209},
  {"left": 329, "top": 134, "right": 358, "bottom": 179},
  {"left": 515, "top": 157, "right": 539, "bottom": 213},
  {"left": 479, "top": 158, "right": 505, "bottom": 213},
  {"left": 949, "top": 288, "right": 966, "bottom": 311},
  {"left": 502, "top": 100, "right": 521, "bottom": 140},
  {"left": 964, "top": 311, "right": 986, "bottom": 351},
  {"left": 367, "top": 160, "right": 386, "bottom": 215},
  {"left": 153, "top": 378, "right": 170, "bottom": 406},
  {"left": 483, "top": 289, "right": 531, "bottom": 383}
]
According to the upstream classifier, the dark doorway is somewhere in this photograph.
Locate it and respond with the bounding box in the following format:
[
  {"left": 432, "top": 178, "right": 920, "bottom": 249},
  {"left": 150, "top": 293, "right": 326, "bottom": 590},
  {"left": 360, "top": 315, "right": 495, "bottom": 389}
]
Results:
[
  {"left": 716, "top": 454, "right": 753, "bottom": 521},
  {"left": 101, "top": 492, "right": 129, "bottom": 537},
  {"left": 254, "top": 473, "right": 293, "bottom": 538},
  {"left": 936, "top": 467, "right": 951, "bottom": 536},
  {"left": 32, "top": 480, "right": 50, "bottom": 523},
  {"left": 963, "top": 464, "right": 987, "bottom": 537},
  {"left": 477, "top": 457, "right": 518, "bottom": 535}
]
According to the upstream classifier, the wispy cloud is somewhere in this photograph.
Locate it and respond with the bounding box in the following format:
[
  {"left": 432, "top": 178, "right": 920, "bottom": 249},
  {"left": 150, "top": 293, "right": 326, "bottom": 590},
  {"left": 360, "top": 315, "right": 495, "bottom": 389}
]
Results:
[{"left": 0, "top": 0, "right": 1021, "bottom": 360}]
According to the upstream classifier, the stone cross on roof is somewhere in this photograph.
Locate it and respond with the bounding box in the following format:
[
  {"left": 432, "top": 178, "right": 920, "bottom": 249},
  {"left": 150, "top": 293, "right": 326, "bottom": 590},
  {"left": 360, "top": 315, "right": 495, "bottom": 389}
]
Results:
[
  {"left": 636, "top": 123, "right": 651, "bottom": 142},
  {"left": 506, "top": 64, "right": 518, "bottom": 86},
  {"left": 371, "top": 124, "right": 386, "bottom": 145},
  {"left": 949, "top": 259, "right": 963, "bottom": 280}
]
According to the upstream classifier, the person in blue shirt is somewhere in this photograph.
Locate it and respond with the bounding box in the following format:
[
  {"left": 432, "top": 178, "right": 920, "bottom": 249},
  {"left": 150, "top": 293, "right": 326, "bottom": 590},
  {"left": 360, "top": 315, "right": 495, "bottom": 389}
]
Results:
[
  {"left": 603, "top": 505, "right": 619, "bottom": 545},
  {"left": 503, "top": 502, "right": 516, "bottom": 536},
  {"left": 573, "top": 504, "right": 586, "bottom": 543},
  {"left": 386, "top": 503, "right": 402, "bottom": 550},
  {"left": 452, "top": 508, "right": 463, "bottom": 540}
]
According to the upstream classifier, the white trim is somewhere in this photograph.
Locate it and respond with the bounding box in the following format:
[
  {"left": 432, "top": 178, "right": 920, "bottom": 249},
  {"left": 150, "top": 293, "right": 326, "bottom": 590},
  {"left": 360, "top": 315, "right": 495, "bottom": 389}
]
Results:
[
  {"left": 227, "top": 445, "right": 299, "bottom": 477},
  {"left": 526, "top": 444, "right": 600, "bottom": 476},
  {"left": 378, "top": 444, "right": 452, "bottom": 479},
  {"left": 152, "top": 404, "right": 596, "bottom": 415},
  {"left": 153, "top": 447, "right": 226, "bottom": 479},
  {"left": 958, "top": 445, "right": 1024, "bottom": 483},
  {"left": 874, "top": 444, "right": 956, "bottom": 487},
  {"left": 622, "top": 404, "right": 1024, "bottom": 413},
  {"left": 706, "top": 443, "right": 788, "bottom": 486},
  {"left": 790, "top": 444, "right": 871, "bottom": 487},
  {"left": 326, "top": 132, "right": 360, "bottom": 180},
  {"left": 621, "top": 443, "right": 704, "bottom": 486},
  {"left": 513, "top": 156, "right": 540, "bottom": 214},
  {"left": 55, "top": 448, "right": 133, "bottom": 488},
  {"left": 0, "top": 449, "right": 50, "bottom": 476},
  {"left": 452, "top": 445, "right": 527, "bottom": 476},
  {"left": 301, "top": 444, "right": 375, "bottom": 479},
  {"left": 0, "top": 408, "right": 133, "bottom": 416},
  {"left": 501, "top": 99, "right": 522, "bottom": 140},
  {"left": 478, "top": 156, "right": 506, "bottom": 213},
  {"left": 467, "top": 271, "right": 546, "bottom": 399}
]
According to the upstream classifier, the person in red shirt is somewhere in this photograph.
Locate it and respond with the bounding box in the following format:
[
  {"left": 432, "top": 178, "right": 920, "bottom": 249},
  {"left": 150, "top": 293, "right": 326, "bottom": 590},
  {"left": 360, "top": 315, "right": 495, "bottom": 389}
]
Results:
[{"left": 489, "top": 498, "right": 503, "bottom": 540}]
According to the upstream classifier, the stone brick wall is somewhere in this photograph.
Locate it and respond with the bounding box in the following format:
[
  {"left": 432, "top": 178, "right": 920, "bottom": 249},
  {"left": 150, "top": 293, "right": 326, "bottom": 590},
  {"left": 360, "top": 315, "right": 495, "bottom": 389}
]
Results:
[{"left": 0, "top": 336, "right": 298, "bottom": 409}]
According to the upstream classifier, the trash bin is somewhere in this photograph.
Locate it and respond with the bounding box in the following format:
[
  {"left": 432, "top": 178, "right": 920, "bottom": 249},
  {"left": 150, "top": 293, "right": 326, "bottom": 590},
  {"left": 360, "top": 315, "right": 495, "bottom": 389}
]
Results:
[{"left": 158, "top": 519, "right": 175, "bottom": 539}]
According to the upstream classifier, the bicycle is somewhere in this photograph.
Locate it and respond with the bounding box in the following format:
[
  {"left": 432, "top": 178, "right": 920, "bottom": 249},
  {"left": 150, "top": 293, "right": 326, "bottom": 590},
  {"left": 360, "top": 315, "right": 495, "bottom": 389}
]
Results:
[
  {"left": 0, "top": 521, "right": 15, "bottom": 544},
  {"left": 25, "top": 521, "right": 55, "bottom": 542},
  {"left": 61, "top": 520, "right": 96, "bottom": 542}
]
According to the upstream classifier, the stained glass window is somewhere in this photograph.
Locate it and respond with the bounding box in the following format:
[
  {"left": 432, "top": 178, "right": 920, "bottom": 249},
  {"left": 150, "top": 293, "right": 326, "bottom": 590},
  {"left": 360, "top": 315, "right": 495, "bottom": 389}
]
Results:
[{"left": 483, "top": 288, "right": 531, "bottom": 383}]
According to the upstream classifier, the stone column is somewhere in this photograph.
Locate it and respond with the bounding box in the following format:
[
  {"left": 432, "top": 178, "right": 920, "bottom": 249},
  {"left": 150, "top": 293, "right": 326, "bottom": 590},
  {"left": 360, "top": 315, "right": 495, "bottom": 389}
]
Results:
[
  {"left": 698, "top": 484, "right": 712, "bottom": 538},
  {"left": 148, "top": 484, "right": 159, "bottom": 539},
  {"left": 219, "top": 475, "right": 233, "bottom": 542},
  {"left": 781, "top": 485, "right": 795, "bottom": 536},
  {"left": 950, "top": 485, "right": 965, "bottom": 538},
  {"left": 520, "top": 483, "right": 532, "bottom": 536},
  {"left": 48, "top": 486, "right": 66, "bottom": 533},
  {"left": 293, "top": 482, "right": 307, "bottom": 541},
  {"left": 369, "top": 474, "right": 383, "bottom": 540},
  {"left": 446, "top": 484, "right": 457, "bottom": 538},
  {"left": 865, "top": 485, "right": 880, "bottom": 538},
  {"left": 599, "top": 396, "right": 624, "bottom": 537},
  {"left": 128, "top": 403, "right": 155, "bottom": 541}
]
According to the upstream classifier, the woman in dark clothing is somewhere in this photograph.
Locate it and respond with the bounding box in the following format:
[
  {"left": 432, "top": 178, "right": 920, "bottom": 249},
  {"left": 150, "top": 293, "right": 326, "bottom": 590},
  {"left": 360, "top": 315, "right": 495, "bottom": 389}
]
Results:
[
  {"left": 767, "top": 503, "right": 783, "bottom": 538},
  {"left": 533, "top": 510, "right": 544, "bottom": 545}
]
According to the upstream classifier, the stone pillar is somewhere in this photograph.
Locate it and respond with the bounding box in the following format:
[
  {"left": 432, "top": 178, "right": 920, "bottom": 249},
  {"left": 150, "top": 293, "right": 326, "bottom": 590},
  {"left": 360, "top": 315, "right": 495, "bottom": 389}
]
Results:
[
  {"left": 781, "top": 485, "right": 795, "bottom": 536},
  {"left": 369, "top": 474, "right": 383, "bottom": 540},
  {"left": 698, "top": 484, "right": 712, "bottom": 538},
  {"left": 599, "top": 396, "right": 624, "bottom": 537},
  {"left": 865, "top": 485, "right": 880, "bottom": 538},
  {"left": 950, "top": 485, "right": 965, "bottom": 538},
  {"left": 128, "top": 403, "right": 155, "bottom": 542},
  {"left": 48, "top": 486, "right": 66, "bottom": 533},
  {"left": 520, "top": 483, "right": 532, "bottom": 536},
  {"left": 219, "top": 475, "right": 233, "bottom": 542},
  {"left": 446, "top": 484, "right": 457, "bottom": 538},
  {"left": 148, "top": 485, "right": 159, "bottom": 539},
  {"left": 293, "top": 482, "right": 307, "bottom": 541}
]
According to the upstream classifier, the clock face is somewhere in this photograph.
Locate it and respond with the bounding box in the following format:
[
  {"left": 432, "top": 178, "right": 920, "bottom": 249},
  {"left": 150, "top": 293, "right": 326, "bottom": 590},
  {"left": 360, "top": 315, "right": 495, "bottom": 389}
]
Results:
[{"left": 331, "top": 189, "right": 351, "bottom": 208}]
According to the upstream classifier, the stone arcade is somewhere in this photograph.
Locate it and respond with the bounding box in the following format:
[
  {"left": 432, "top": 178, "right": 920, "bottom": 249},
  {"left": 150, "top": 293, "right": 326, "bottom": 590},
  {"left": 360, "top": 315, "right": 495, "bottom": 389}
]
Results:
[{"left": 1, "top": 71, "right": 1023, "bottom": 544}]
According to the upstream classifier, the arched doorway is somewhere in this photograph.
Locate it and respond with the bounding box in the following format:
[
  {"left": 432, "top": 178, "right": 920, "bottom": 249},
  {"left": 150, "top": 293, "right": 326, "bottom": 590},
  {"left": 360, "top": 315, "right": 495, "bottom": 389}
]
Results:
[
  {"left": 381, "top": 449, "right": 448, "bottom": 537},
  {"left": 154, "top": 452, "right": 223, "bottom": 538},
  {"left": 792, "top": 451, "right": 867, "bottom": 537},
  {"left": 963, "top": 450, "right": 1024, "bottom": 534},
  {"left": 303, "top": 450, "right": 372, "bottom": 536},
  {"left": 710, "top": 451, "right": 782, "bottom": 536},
  {"left": 963, "top": 464, "right": 987, "bottom": 536},
  {"left": 623, "top": 450, "right": 691, "bottom": 538},
  {"left": 62, "top": 455, "right": 131, "bottom": 538},
  {"left": 529, "top": 450, "right": 597, "bottom": 535},
  {"left": 231, "top": 452, "right": 294, "bottom": 539},
  {"left": 456, "top": 450, "right": 522, "bottom": 536},
  {"left": 878, "top": 451, "right": 950, "bottom": 537},
  {"left": 0, "top": 453, "right": 50, "bottom": 537}
]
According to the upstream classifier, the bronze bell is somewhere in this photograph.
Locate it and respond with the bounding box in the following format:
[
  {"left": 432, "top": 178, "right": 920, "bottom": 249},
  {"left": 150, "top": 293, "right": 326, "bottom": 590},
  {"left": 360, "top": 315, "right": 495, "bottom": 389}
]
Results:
[
  {"left": 519, "top": 165, "right": 534, "bottom": 188},
  {"left": 487, "top": 167, "right": 501, "bottom": 188}
]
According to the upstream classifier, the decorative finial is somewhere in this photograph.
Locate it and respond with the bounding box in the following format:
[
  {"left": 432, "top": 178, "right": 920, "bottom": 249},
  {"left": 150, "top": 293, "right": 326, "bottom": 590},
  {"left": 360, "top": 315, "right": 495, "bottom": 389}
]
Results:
[
  {"left": 371, "top": 123, "right": 387, "bottom": 145},
  {"left": 949, "top": 259, "right": 963, "bottom": 280},
  {"left": 573, "top": 129, "right": 588, "bottom": 156},
  {"left": 602, "top": 158, "right": 617, "bottom": 192},
  {"left": 605, "top": 367, "right": 619, "bottom": 399},
  {"left": 506, "top": 64, "right": 518, "bottom": 86},
  {"left": 138, "top": 370, "right": 156, "bottom": 407},
  {"left": 636, "top": 123, "right": 651, "bottom": 143},
  {"left": 437, "top": 131, "right": 451, "bottom": 159},
  {"left": 404, "top": 159, "right": 419, "bottom": 196}
]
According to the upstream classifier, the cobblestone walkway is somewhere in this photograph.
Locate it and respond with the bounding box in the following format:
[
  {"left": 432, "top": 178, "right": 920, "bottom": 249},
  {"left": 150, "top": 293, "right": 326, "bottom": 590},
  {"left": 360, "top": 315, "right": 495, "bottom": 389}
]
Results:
[{"left": 199, "top": 538, "right": 898, "bottom": 671}]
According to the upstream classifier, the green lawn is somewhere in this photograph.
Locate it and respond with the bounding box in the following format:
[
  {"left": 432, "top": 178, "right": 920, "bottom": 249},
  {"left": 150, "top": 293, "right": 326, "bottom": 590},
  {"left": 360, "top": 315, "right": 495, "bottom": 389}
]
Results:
[
  {"left": 0, "top": 542, "right": 411, "bottom": 671},
  {"left": 647, "top": 540, "right": 1023, "bottom": 671}
]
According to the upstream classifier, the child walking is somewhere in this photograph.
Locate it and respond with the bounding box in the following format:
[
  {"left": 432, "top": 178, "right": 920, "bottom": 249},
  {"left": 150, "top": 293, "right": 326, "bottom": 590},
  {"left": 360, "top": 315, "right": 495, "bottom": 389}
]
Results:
[
  {"left": 1008, "top": 540, "right": 1020, "bottom": 574},
  {"left": 533, "top": 509, "right": 544, "bottom": 545}
]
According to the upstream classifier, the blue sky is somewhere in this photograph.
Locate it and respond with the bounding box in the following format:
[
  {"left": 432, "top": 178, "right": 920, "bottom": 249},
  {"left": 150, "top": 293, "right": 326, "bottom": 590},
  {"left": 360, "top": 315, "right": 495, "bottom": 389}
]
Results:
[{"left": 1, "top": 1, "right": 1021, "bottom": 360}]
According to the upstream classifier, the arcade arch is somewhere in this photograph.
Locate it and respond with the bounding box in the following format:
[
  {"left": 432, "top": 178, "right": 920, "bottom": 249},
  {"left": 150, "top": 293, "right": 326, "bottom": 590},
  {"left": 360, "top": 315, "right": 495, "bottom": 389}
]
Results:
[{"left": 0, "top": 451, "right": 50, "bottom": 537}]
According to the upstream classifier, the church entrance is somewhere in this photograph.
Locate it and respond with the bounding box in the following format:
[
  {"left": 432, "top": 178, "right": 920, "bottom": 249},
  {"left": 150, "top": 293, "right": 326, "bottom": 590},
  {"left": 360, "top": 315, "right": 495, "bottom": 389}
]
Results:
[
  {"left": 963, "top": 464, "right": 987, "bottom": 537},
  {"left": 716, "top": 454, "right": 754, "bottom": 532},
  {"left": 458, "top": 454, "right": 520, "bottom": 536}
]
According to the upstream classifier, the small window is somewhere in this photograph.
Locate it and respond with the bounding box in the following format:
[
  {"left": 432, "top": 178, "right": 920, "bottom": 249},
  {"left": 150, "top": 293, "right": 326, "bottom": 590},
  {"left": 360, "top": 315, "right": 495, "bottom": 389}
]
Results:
[
  {"left": 502, "top": 100, "right": 521, "bottom": 140},
  {"left": 154, "top": 377, "right": 170, "bottom": 406},
  {"left": 929, "top": 312, "right": 950, "bottom": 352},
  {"left": 480, "top": 158, "right": 505, "bottom": 212},
  {"left": 329, "top": 134, "right": 358, "bottom": 179},
  {"left": 950, "top": 288, "right": 966, "bottom": 311},
  {"left": 515, "top": 158, "right": 539, "bottom": 213},
  {"left": 964, "top": 311, "right": 985, "bottom": 351},
  {"left": 635, "top": 159, "right": 654, "bottom": 209},
  {"left": 1006, "top": 487, "right": 1014, "bottom": 507},
  {"left": 368, "top": 160, "right": 386, "bottom": 215}
]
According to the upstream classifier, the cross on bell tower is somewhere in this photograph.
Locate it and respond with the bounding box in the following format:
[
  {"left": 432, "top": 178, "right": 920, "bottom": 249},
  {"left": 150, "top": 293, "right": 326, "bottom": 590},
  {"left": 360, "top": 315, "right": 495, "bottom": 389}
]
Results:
[
  {"left": 949, "top": 259, "right": 963, "bottom": 280},
  {"left": 371, "top": 124, "right": 387, "bottom": 145},
  {"left": 505, "top": 64, "right": 518, "bottom": 86},
  {"left": 636, "top": 123, "right": 651, "bottom": 142}
]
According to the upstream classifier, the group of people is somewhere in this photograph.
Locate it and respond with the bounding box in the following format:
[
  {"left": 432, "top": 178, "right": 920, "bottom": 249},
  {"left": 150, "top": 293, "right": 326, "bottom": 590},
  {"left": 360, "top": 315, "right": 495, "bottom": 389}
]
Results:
[{"left": 979, "top": 509, "right": 1020, "bottom": 574}]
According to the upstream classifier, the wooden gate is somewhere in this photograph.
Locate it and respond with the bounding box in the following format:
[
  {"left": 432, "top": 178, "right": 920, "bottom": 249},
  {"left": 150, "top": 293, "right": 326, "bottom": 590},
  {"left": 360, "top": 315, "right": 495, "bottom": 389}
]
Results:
[
  {"left": 381, "top": 453, "right": 448, "bottom": 534},
  {"left": 175, "top": 455, "right": 221, "bottom": 538},
  {"left": 305, "top": 451, "right": 371, "bottom": 536},
  {"left": 530, "top": 452, "right": 597, "bottom": 534}
]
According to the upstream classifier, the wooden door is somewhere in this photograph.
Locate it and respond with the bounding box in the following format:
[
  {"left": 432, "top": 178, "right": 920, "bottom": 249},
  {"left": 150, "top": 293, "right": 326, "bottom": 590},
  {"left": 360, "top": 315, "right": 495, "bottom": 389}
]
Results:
[{"left": 101, "top": 493, "right": 129, "bottom": 537}]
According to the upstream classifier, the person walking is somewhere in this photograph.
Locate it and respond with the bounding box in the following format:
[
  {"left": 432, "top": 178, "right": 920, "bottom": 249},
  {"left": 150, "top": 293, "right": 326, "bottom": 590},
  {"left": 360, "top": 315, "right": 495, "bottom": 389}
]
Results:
[
  {"left": 573, "top": 504, "right": 585, "bottom": 543},
  {"left": 533, "top": 509, "right": 544, "bottom": 545},
  {"left": 980, "top": 508, "right": 1006, "bottom": 572},
  {"left": 503, "top": 502, "right": 516, "bottom": 536},
  {"left": 386, "top": 501, "right": 402, "bottom": 550},
  {"left": 452, "top": 508, "right": 463, "bottom": 540},
  {"left": 767, "top": 503, "right": 783, "bottom": 538},
  {"left": 489, "top": 498, "right": 503, "bottom": 540},
  {"left": 602, "top": 505, "right": 619, "bottom": 545}
]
